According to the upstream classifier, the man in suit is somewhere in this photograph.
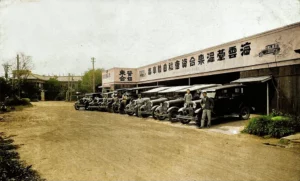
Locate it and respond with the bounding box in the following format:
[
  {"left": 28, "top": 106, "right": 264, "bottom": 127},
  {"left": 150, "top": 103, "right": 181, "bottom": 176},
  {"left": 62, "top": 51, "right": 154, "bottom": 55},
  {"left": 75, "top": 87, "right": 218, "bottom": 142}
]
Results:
[{"left": 200, "top": 91, "right": 214, "bottom": 128}]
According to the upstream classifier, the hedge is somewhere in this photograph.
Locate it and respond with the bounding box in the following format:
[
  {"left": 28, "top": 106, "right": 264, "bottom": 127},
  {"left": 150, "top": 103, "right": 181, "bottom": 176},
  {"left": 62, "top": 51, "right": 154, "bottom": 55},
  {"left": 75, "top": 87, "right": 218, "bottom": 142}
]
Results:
[{"left": 243, "top": 114, "right": 300, "bottom": 138}]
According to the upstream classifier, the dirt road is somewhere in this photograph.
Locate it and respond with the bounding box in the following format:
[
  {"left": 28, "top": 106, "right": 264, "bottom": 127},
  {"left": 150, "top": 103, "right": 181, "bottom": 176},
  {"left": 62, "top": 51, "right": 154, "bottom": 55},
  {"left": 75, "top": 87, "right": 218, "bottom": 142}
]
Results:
[{"left": 0, "top": 102, "right": 299, "bottom": 181}]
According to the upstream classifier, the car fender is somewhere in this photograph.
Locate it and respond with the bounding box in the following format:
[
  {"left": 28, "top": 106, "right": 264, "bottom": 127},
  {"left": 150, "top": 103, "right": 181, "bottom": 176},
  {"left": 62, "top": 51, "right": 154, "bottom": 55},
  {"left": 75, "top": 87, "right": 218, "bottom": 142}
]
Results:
[
  {"left": 195, "top": 108, "right": 202, "bottom": 114},
  {"left": 155, "top": 105, "right": 162, "bottom": 112},
  {"left": 167, "top": 106, "right": 179, "bottom": 113},
  {"left": 140, "top": 105, "right": 146, "bottom": 109},
  {"left": 178, "top": 107, "right": 185, "bottom": 113},
  {"left": 151, "top": 105, "right": 159, "bottom": 111}
]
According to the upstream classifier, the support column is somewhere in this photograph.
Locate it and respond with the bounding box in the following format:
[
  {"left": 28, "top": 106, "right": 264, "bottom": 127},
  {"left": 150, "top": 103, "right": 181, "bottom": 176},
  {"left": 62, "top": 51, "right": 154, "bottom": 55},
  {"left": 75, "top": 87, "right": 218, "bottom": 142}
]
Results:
[
  {"left": 41, "top": 90, "right": 45, "bottom": 101},
  {"left": 267, "top": 82, "right": 269, "bottom": 115}
]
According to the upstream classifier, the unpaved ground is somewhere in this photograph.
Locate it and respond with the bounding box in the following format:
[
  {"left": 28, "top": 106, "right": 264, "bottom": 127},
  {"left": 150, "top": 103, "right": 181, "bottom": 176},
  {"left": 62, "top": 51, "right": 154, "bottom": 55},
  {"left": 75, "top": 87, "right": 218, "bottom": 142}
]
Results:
[{"left": 0, "top": 101, "right": 299, "bottom": 181}]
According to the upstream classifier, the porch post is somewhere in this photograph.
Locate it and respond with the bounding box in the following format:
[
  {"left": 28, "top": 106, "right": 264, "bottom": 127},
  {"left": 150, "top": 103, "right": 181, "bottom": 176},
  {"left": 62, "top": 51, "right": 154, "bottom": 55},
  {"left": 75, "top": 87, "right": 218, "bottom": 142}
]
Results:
[{"left": 267, "top": 82, "right": 269, "bottom": 115}]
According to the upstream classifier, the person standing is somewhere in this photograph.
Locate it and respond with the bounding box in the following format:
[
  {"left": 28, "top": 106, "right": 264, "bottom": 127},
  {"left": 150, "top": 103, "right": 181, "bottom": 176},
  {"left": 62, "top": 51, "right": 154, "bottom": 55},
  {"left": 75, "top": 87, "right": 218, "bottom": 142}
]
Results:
[
  {"left": 184, "top": 89, "right": 192, "bottom": 104},
  {"left": 200, "top": 91, "right": 214, "bottom": 128}
]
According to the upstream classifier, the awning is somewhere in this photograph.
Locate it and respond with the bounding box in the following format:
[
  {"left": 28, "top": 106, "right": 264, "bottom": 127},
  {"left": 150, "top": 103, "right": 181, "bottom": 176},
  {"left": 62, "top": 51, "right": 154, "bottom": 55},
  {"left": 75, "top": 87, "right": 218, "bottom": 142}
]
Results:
[{"left": 231, "top": 76, "right": 272, "bottom": 84}]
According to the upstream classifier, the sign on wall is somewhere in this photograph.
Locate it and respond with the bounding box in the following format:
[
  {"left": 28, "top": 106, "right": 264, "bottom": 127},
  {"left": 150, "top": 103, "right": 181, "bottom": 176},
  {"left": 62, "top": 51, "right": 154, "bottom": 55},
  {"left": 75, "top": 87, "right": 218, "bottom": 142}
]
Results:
[{"left": 137, "top": 24, "right": 300, "bottom": 82}]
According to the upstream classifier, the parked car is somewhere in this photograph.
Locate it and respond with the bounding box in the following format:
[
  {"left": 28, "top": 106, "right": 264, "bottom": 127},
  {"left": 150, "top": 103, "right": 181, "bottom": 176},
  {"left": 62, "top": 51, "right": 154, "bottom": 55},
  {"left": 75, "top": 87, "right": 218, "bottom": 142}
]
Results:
[
  {"left": 111, "top": 88, "right": 130, "bottom": 113},
  {"left": 120, "top": 86, "right": 159, "bottom": 115},
  {"left": 197, "top": 84, "right": 253, "bottom": 123},
  {"left": 175, "top": 84, "right": 221, "bottom": 124},
  {"left": 87, "top": 96, "right": 104, "bottom": 111},
  {"left": 99, "top": 92, "right": 115, "bottom": 112},
  {"left": 152, "top": 86, "right": 191, "bottom": 121},
  {"left": 138, "top": 87, "right": 171, "bottom": 118},
  {"left": 74, "top": 93, "right": 102, "bottom": 110},
  {"left": 259, "top": 43, "right": 280, "bottom": 57}
]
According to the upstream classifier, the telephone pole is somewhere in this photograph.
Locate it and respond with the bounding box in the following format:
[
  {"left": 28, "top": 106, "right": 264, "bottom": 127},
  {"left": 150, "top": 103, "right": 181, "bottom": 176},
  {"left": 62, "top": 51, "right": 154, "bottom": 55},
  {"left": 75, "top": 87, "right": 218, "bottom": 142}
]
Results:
[
  {"left": 17, "top": 54, "right": 20, "bottom": 98},
  {"left": 91, "top": 57, "right": 95, "bottom": 92}
]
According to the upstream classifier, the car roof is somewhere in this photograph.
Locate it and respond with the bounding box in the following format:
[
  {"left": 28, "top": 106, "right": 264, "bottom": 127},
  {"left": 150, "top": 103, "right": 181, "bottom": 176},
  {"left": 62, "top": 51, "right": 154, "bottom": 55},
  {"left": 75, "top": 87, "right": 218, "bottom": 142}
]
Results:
[
  {"left": 103, "top": 91, "right": 114, "bottom": 95},
  {"left": 85, "top": 93, "right": 102, "bottom": 96},
  {"left": 176, "top": 84, "right": 221, "bottom": 92},
  {"left": 143, "top": 87, "right": 171, "bottom": 93},
  {"left": 158, "top": 86, "right": 191, "bottom": 93},
  {"left": 202, "top": 84, "right": 245, "bottom": 92},
  {"left": 130, "top": 86, "right": 159, "bottom": 90}
]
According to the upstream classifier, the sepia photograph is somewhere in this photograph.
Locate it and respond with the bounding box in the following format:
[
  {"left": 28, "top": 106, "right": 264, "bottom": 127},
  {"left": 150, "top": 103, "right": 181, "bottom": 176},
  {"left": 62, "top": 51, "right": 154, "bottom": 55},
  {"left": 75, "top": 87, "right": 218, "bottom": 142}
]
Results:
[{"left": 0, "top": 0, "right": 300, "bottom": 180}]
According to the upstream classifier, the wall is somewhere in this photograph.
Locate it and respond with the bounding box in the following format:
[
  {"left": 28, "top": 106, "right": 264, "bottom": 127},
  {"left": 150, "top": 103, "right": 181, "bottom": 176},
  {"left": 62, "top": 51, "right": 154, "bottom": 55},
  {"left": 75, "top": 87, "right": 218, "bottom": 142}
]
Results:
[
  {"left": 102, "top": 68, "right": 137, "bottom": 87},
  {"left": 240, "top": 64, "right": 300, "bottom": 115},
  {"left": 137, "top": 23, "right": 300, "bottom": 83}
]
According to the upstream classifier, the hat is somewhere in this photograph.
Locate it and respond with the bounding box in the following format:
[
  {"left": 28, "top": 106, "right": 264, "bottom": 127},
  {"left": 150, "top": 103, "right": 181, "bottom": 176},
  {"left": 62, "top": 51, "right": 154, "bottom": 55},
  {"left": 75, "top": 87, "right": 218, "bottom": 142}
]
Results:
[{"left": 202, "top": 90, "right": 207, "bottom": 93}]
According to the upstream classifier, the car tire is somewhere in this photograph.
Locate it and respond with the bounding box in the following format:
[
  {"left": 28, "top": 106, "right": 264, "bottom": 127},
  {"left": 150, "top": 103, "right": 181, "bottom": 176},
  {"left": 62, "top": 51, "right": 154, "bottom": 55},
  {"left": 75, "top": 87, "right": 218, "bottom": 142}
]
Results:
[
  {"left": 168, "top": 110, "right": 177, "bottom": 122},
  {"left": 127, "top": 112, "right": 134, "bottom": 116},
  {"left": 259, "top": 52, "right": 263, "bottom": 57},
  {"left": 152, "top": 110, "right": 157, "bottom": 119},
  {"left": 180, "top": 119, "right": 191, "bottom": 124},
  {"left": 239, "top": 106, "right": 250, "bottom": 120},
  {"left": 113, "top": 106, "right": 119, "bottom": 113},
  {"left": 74, "top": 104, "right": 79, "bottom": 110},
  {"left": 141, "top": 113, "right": 148, "bottom": 118}
]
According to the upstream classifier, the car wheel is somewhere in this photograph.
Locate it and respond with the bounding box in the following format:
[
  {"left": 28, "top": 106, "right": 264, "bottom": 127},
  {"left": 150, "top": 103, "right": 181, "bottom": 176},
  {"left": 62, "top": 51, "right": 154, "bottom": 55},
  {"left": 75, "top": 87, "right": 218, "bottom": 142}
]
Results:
[
  {"left": 141, "top": 113, "right": 148, "bottom": 118},
  {"left": 259, "top": 52, "right": 263, "bottom": 57},
  {"left": 74, "top": 104, "right": 79, "bottom": 110},
  {"left": 152, "top": 110, "right": 157, "bottom": 119},
  {"left": 113, "top": 106, "right": 119, "bottom": 113},
  {"left": 168, "top": 110, "right": 177, "bottom": 122},
  {"left": 127, "top": 112, "right": 134, "bottom": 116},
  {"left": 239, "top": 106, "right": 250, "bottom": 120},
  {"left": 180, "top": 119, "right": 191, "bottom": 124}
]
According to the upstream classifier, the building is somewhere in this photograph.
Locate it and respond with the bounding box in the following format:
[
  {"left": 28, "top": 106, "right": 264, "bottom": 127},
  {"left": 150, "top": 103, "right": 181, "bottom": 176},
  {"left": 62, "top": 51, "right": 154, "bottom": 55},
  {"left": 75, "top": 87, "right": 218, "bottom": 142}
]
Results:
[
  {"left": 103, "top": 22, "right": 300, "bottom": 114},
  {"left": 26, "top": 73, "right": 82, "bottom": 100}
]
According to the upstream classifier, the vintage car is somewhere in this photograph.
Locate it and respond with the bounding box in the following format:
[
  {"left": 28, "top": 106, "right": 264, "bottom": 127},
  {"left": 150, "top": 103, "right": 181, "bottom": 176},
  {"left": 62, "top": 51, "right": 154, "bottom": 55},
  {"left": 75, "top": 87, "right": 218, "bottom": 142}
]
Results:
[
  {"left": 152, "top": 86, "right": 191, "bottom": 120},
  {"left": 188, "top": 84, "right": 253, "bottom": 125},
  {"left": 87, "top": 96, "right": 104, "bottom": 110},
  {"left": 111, "top": 88, "right": 130, "bottom": 113},
  {"left": 138, "top": 87, "right": 171, "bottom": 118},
  {"left": 175, "top": 84, "right": 221, "bottom": 124},
  {"left": 123, "top": 86, "right": 160, "bottom": 115},
  {"left": 74, "top": 93, "right": 102, "bottom": 110},
  {"left": 98, "top": 92, "right": 115, "bottom": 112},
  {"left": 259, "top": 43, "right": 280, "bottom": 57}
]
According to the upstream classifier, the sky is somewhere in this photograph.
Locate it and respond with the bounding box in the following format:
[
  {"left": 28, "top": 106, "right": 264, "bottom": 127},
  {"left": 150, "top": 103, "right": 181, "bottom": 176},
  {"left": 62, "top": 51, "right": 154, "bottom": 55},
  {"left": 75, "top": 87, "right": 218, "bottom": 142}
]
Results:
[{"left": 0, "top": 0, "right": 299, "bottom": 76}]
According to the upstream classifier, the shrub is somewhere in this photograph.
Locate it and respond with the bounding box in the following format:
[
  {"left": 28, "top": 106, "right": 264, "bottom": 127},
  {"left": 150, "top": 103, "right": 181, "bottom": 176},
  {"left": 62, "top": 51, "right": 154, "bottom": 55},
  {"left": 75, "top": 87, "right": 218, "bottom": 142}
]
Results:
[
  {"left": 6, "top": 98, "right": 32, "bottom": 106},
  {"left": 0, "top": 134, "right": 44, "bottom": 181},
  {"left": 243, "top": 115, "right": 300, "bottom": 138}
]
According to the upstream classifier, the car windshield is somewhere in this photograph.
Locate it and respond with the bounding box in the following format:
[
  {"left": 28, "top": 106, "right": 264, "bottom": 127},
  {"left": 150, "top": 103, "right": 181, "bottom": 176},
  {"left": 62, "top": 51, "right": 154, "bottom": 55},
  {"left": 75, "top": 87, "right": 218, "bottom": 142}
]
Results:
[{"left": 200, "top": 91, "right": 216, "bottom": 98}]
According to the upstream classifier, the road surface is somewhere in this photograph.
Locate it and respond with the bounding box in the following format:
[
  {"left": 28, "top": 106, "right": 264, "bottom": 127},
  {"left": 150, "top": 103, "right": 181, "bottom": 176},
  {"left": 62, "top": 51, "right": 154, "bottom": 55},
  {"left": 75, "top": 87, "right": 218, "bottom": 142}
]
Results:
[{"left": 0, "top": 101, "right": 299, "bottom": 181}]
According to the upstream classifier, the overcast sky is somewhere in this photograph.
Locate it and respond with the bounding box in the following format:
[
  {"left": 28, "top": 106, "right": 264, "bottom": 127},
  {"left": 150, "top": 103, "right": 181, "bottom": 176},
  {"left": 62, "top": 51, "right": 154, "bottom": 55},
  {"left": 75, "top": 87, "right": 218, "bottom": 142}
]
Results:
[{"left": 0, "top": 0, "right": 299, "bottom": 76}]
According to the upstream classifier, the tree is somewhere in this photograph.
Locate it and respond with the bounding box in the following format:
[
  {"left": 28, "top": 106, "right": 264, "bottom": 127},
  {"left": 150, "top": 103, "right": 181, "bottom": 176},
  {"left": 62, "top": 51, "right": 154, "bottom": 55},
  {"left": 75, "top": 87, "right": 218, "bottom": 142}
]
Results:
[
  {"left": 0, "top": 77, "right": 12, "bottom": 101},
  {"left": 12, "top": 52, "right": 34, "bottom": 80},
  {"left": 43, "top": 77, "right": 64, "bottom": 100},
  {"left": 2, "top": 63, "right": 10, "bottom": 80},
  {"left": 78, "top": 68, "right": 103, "bottom": 93}
]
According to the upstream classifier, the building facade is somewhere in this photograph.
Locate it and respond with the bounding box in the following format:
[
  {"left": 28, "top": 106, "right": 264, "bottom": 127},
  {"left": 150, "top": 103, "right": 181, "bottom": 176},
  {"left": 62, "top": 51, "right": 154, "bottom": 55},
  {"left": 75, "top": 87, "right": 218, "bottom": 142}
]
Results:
[{"left": 102, "top": 22, "right": 300, "bottom": 114}]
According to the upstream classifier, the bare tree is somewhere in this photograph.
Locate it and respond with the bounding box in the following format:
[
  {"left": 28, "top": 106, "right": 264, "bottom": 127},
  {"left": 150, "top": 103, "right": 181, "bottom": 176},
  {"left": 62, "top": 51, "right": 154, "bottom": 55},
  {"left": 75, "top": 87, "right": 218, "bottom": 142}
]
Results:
[
  {"left": 12, "top": 52, "right": 34, "bottom": 79},
  {"left": 2, "top": 62, "right": 10, "bottom": 80}
]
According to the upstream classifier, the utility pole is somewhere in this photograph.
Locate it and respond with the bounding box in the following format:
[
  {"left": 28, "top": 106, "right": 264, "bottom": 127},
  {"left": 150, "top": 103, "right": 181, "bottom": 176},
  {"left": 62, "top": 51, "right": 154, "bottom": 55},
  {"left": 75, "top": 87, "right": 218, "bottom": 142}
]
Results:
[
  {"left": 17, "top": 54, "right": 20, "bottom": 98},
  {"left": 66, "top": 73, "right": 70, "bottom": 101},
  {"left": 70, "top": 74, "right": 74, "bottom": 101},
  {"left": 91, "top": 57, "right": 95, "bottom": 92}
]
